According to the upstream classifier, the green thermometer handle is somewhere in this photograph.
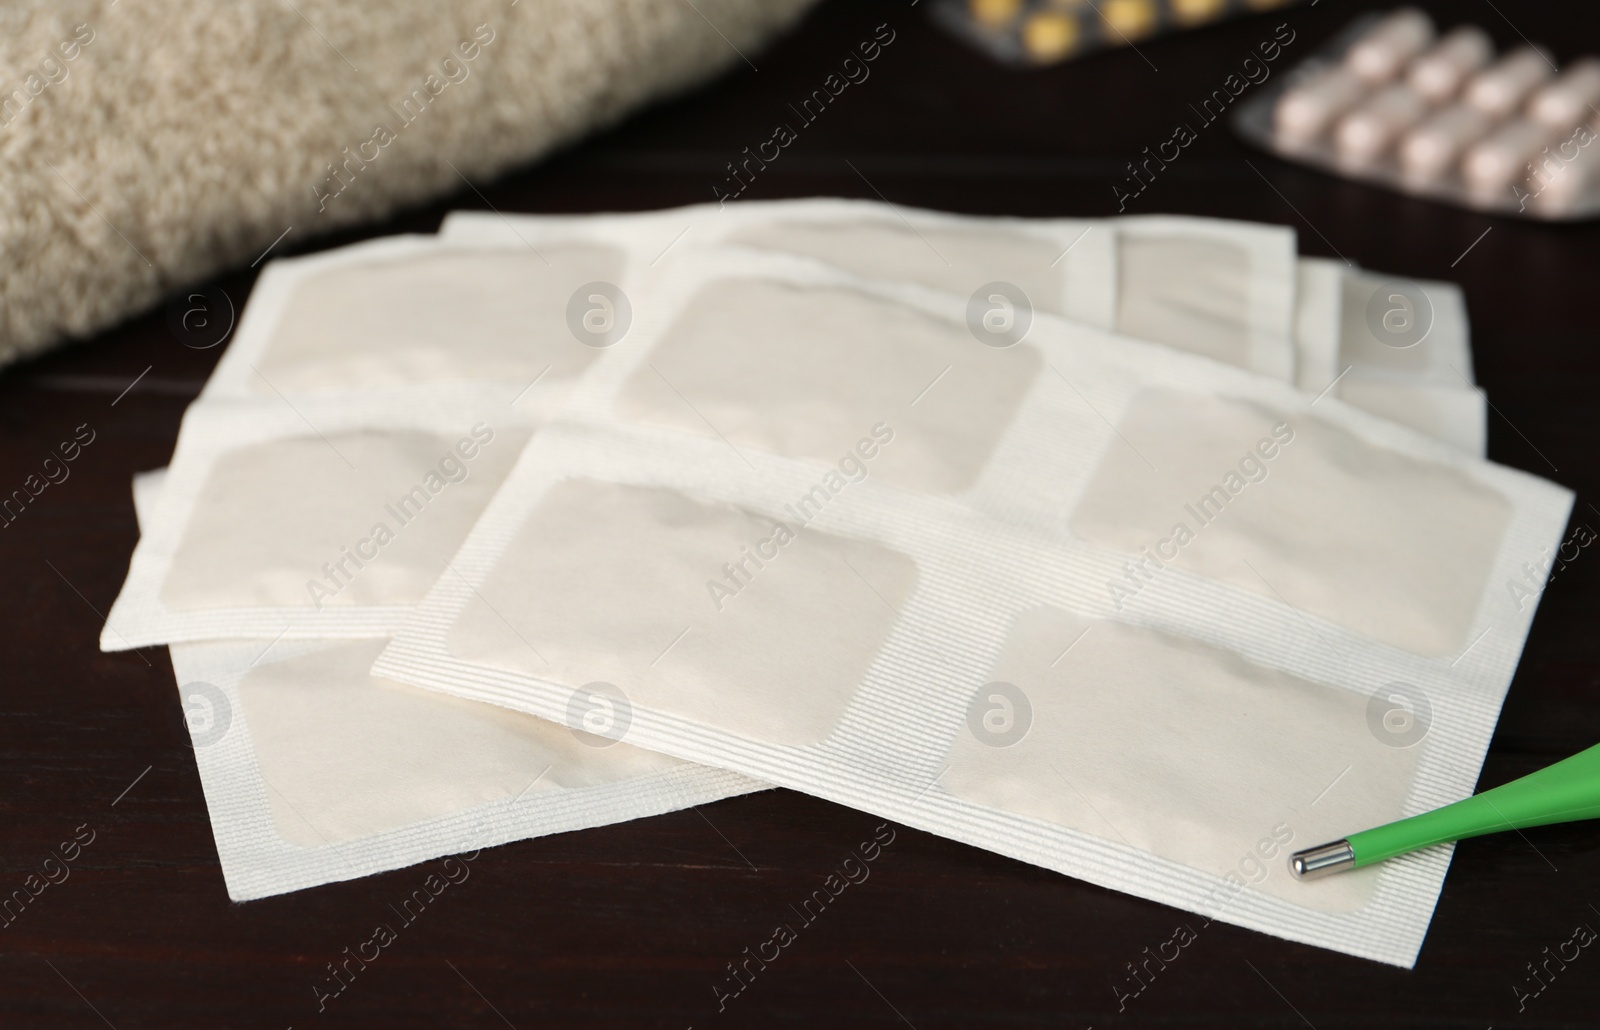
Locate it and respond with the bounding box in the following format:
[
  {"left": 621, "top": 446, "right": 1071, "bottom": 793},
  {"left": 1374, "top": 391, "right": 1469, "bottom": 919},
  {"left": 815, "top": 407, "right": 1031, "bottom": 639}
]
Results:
[{"left": 1291, "top": 741, "right": 1600, "bottom": 879}]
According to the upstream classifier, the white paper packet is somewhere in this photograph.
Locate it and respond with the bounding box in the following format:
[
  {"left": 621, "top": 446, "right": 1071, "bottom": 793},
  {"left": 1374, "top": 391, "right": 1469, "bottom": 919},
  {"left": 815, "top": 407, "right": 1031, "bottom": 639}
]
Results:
[
  {"left": 202, "top": 234, "right": 634, "bottom": 402},
  {"left": 130, "top": 470, "right": 764, "bottom": 901},
  {"left": 101, "top": 394, "right": 540, "bottom": 648},
  {"left": 1295, "top": 260, "right": 1487, "bottom": 455},
  {"left": 438, "top": 199, "right": 1300, "bottom": 384},
  {"left": 1338, "top": 270, "right": 1475, "bottom": 388},
  {"left": 1338, "top": 271, "right": 1487, "bottom": 454},
  {"left": 373, "top": 255, "right": 1571, "bottom": 966}
]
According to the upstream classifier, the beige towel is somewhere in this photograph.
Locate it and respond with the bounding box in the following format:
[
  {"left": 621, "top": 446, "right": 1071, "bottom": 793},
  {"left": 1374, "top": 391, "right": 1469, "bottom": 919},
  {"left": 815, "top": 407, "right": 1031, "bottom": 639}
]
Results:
[{"left": 0, "top": 0, "right": 814, "bottom": 368}]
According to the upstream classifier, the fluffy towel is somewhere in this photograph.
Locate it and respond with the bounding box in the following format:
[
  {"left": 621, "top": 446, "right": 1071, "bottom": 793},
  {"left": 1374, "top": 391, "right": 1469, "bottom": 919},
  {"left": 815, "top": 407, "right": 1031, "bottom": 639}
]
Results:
[{"left": 0, "top": 0, "right": 814, "bottom": 369}]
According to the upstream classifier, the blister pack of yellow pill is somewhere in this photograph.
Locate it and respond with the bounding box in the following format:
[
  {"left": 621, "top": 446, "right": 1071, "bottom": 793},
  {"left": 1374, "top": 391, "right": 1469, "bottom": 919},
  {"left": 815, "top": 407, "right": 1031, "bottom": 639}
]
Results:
[
  {"left": 929, "top": 0, "right": 1307, "bottom": 67},
  {"left": 1233, "top": 8, "right": 1600, "bottom": 220}
]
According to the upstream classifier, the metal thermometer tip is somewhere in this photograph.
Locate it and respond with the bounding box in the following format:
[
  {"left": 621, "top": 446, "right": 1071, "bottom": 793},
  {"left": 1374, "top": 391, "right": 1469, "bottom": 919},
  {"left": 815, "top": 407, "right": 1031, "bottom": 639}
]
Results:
[{"left": 1289, "top": 839, "right": 1355, "bottom": 880}]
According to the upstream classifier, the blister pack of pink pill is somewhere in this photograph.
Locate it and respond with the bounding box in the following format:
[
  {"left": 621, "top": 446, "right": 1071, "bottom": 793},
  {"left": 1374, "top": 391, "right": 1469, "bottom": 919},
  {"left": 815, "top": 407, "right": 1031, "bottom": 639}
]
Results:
[{"left": 1233, "top": 8, "right": 1600, "bottom": 220}]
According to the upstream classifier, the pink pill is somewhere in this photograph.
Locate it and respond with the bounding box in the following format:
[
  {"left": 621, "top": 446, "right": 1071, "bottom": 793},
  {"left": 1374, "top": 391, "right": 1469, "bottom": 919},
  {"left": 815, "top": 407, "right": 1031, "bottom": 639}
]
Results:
[
  {"left": 1406, "top": 26, "right": 1494, "bottom": 102},
  {"left": 1400, "top": 103, "right": 1495, "bottom": 181},
  {"left": 1530, "top": 129, "right": 1600, "bottom": 215},
  {"left": 1528, "top": 58, "right": 1600, "bottom": 128},
  {"left": 1336, "top": 83, "right": 1430, "bottom": 165},
  {"left": 1465, "top": 47, "right": 1556, "bottom": 118},
  {"left": 1462, "top": 118, "right": 1564, "bottom": 198},
  {"left": 1344, "top": 8, "right": 1435, "bottom": 84},
  {"left": 1276, "top": 65, "right": 1369, "bottom": 142}
]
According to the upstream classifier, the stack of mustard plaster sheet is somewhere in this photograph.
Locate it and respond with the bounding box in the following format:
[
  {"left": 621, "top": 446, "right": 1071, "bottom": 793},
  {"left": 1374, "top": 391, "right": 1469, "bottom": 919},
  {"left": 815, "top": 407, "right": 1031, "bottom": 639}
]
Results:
[{"left": 102, "top": 199, "right": 1565, "bottom": 966}]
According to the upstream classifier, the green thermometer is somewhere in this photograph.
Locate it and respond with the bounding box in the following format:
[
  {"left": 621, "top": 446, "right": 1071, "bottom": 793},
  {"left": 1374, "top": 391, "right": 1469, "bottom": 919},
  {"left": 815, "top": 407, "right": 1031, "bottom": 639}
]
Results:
[{"left": 1290, "top": 741, "right": 1600, "bottom": 879}]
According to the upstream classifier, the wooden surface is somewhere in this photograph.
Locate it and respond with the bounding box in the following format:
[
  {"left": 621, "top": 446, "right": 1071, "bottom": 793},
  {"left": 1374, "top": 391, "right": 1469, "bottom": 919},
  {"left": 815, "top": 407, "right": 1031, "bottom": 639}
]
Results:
[{"left": 3, "top": 1, "right": 1599, "bottom": 1026}]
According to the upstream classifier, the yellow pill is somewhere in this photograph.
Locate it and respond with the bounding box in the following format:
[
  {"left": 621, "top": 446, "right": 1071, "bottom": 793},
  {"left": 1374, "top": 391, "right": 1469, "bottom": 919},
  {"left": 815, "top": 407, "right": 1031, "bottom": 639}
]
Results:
[
  {"left": 1022, "top": 12, "right": 1080, "bottom": 62},
  {"left": 970, "top": 0, "right": 1023, "bottom": 29},
  {"left": 1172, "top": 0, "right": 1225, "bottom": 26},
  {"left": 1101, "top": 0, "right": 1157, "bottom": 42}
]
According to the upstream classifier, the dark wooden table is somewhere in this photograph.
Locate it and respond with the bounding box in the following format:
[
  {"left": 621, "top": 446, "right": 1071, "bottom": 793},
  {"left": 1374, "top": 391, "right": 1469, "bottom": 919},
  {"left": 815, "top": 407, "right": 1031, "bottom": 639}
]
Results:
[{"left": 3, "top": 1, "right": 1598, "bottom": 1026}]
